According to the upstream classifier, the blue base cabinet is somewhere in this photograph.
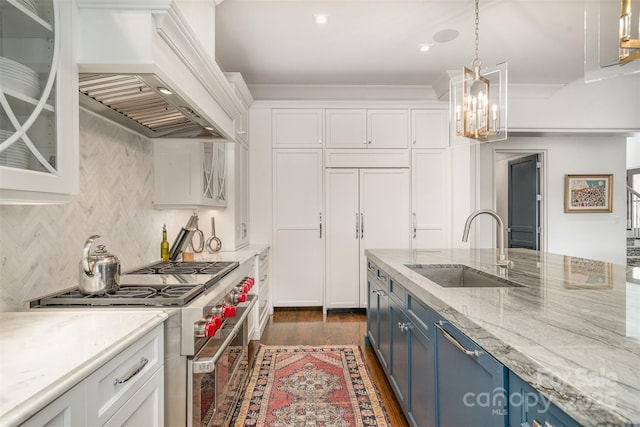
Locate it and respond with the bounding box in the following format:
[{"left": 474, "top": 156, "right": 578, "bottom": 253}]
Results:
[
  {"left": 366, "top": 260, "right": 390, "bottom": 370},
  {"left": 365, "top": 259, "right": 579, "bottom": 427},
  {"left": 508, "top": 374, "right": 580, "bottom": 427},
  {"left": 435, "top": 320, "right": 507, "bottom": 426}
]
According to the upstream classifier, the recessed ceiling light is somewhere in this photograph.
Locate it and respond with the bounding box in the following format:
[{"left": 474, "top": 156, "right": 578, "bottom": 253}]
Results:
[
  {"left": 419, "top": 44, "right": 433, "bottom": 53},
  {"left": 433, "top": 29, "right": 459, "bottom": 43},
  {"left": 314, "top": 14, "right": 329, "bottom": 25},
  {"left": 157, "top": 87, "right": 172, "bottom": 95}
]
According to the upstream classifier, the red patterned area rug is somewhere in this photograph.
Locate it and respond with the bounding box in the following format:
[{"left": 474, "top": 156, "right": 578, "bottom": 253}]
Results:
[{"left": 232, "top": 345, "right": 390, "bottom": 426}]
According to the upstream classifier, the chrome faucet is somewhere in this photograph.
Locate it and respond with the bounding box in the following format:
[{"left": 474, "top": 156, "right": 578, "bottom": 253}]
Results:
[{"left": 462, "top": 209, "right": 514, "bottom": 269}]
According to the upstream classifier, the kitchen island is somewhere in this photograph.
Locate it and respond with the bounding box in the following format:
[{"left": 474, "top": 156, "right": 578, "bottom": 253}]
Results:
[
  {"left": 366, "top": 248, "right": 639, "bottom": 426},
  {"left": 0, "top": 310, "right": 167, "bottom": 426}
]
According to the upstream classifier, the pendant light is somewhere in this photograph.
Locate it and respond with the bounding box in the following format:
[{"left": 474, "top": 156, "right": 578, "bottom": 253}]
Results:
[
  {"left": 450, "top": 0, "right": 507, "bottom": 143},
  {"left": 620, "top": 0, "right": 640, "bottom": 64}
]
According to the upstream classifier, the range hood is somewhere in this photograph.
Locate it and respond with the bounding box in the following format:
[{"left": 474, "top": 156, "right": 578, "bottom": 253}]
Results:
[
  {"left": 79, "top": 74, "right": 224, "bottom": 138},
  {"left": 76, "top": 0, "right": 245, "bottom": 140}
]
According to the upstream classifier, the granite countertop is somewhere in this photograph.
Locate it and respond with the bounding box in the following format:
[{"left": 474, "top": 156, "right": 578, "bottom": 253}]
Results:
[
  {"left": 0, "top": 310, "right": 168, "bottom": 426},
  {"left": 365, "top": 248, "right": 640, "bottom": 427}
]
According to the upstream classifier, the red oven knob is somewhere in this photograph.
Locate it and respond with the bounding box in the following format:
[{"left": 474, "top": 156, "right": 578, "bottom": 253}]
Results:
[
  {"left": 235, "top": 284, "right": 250, "bottom": 293},
  {"left": 222, "top": 305, "right": 236, "bottom": 317},
  {"left": 204, "top": 316, "right": 222, "bottom": 337},
  {"left": 234, "top": 292, "right": 247, "bottom": 303},
  {"left": 245, "top": 277, "right": 255, "bottom": 287}
]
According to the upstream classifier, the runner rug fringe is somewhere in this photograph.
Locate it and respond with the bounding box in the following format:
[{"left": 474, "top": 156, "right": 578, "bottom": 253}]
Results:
[{"left": 232, "top": 345, "right": 390, "bottom": 426}]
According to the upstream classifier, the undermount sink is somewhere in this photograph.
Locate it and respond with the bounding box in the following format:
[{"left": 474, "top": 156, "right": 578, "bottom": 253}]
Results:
[{"left": 404, "top": 264, "right": 523, "bottom": 288}]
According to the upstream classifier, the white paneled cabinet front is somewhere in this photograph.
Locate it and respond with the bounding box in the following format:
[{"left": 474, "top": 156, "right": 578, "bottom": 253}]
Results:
[
  {"left": 153, "top": 139, "right": 227, "bottom": 209},
  {"left": 325, "top": 168, "right": 410, "bottom": 308},
  {"left": 272, "top": 149, "right": 324, "bottom": 306},
  {"left": 412, "top": 149, "right": 449, "bottom": 249},
  {"left": 325, "top": 109, "right": 409, "bottom": 149},
  {"left": 411, "top": 109, "right": 449, "bottom": 148},
  {"left": 22, "top": 324, "right": 164, "bottom": 427},
  {"left": 272, "top": 109, "right": 323, "bottom": 147},
  {"left": 20, "top": 383, "right": 87, "bottom": 427}
]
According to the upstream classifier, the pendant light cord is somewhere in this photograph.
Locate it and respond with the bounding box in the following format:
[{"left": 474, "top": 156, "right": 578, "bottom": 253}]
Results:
[{"left": 473, "top": 0, "right": 482, "bottom": 69}]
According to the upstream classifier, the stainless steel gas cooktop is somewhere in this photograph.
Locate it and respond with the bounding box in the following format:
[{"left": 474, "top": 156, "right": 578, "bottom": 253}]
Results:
[{"left": 29, "top": 261, "right": 239, "bottom": 308}]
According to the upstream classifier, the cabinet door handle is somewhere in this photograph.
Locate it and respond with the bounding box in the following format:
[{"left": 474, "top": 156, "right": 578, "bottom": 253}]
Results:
[
  {"left": 360, "top": 213, "right": 364, "bottom": 239},
  {"left": 398, "top": 322, "right": 411, "bottom": 332},
  {"left": 319, "top": 213, "right": 323, "bottom": 238},
  {"left": 435, "top": 323, "right": 479, "bottom": 358},
  {"left": 114, "top": 357, "right": 149, "bottom": 386},
  {"left": 355, "top": 212, "right": 360, "bottom": 239},
  {"left": 412, "top": 212, "right": 417, "bottom": 239}
]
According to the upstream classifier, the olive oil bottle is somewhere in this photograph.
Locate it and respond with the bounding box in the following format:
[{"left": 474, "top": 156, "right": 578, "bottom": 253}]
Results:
[{"left": 161, "top": 224, "right": 169, "bottom": 262}]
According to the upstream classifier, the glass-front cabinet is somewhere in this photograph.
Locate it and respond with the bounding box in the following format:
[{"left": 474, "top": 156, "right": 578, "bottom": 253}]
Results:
[{"left": 0, "top": 0, "right": 77, "bottom": 203}]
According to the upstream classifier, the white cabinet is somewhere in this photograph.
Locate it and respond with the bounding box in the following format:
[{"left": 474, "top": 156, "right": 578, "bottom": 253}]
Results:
[
  {"left": 412, "top": 149, "right": 449, "bottom": 249},
  {"left": 153, "top": 139, "right": 227, "bottom": 209},
  {"left": 325, "top": 109, "right": 409, "bottom": 149},
  {"left": 20, "top": 383, "right": 87, "bottom": 427},
  {"left": 272, "top": 149, "right": 323, "bottom": 306},
  {"left": 252, "top": 246, "right": 271, "bottom": 339},
  {"left": 22, "top": 324, "right": 164, "bottom": 427},
  {"left": 272, "top": 109, "right": 323, "bottom": 147},
  {"left": 325, "top": 168, "right": 411, "bottom": 308},
  {"left": 216, "top": 141, "right": 250, "bottom": 250},
  {"left": 225, "top": 73, "right": 252, "bottom": 145},
  {"left": 411, "top": 109, "right": 449, "bottom": 148},
  {"left": 0, "top": 0, "right": 78, "bottom": 203}
]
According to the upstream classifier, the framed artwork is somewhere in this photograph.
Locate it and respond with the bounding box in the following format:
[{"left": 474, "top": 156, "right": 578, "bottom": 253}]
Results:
[
  {"left": 564, "top": 174, "right": 613, "bottom": 213},
  {"left": 563, "top": 256, "right": 613, "bottom": 289}
]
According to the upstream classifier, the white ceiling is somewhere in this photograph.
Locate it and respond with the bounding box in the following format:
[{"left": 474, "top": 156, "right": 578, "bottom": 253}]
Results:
[{"left": 214, "top": 0, "right": 587, "bottom": 90}]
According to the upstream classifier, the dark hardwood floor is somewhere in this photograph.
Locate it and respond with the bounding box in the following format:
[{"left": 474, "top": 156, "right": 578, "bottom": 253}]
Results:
[{"left": 251, "top": 308, "right": 409, "bottom": 426}]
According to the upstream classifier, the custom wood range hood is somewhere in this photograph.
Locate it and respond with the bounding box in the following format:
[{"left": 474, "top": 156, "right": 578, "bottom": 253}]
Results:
[{"left": 75, "top": 0, "right": 244, "bottom": 139}]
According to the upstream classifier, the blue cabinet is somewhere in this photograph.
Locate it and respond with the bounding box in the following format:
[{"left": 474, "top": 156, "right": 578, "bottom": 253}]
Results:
[
  {"left": 389, "top": 298, "right": 410, "bottom": 406},
  {"left": 366, "top": 261, "right": 390, "bottom": 370},
  {"left": 435, "top": 320, "right": 507, "bottom": 427},
  {"left": 366, "top": 260, "right": 579, "bottom": 427},
  {"left": 509, "top": 374, "right": 580, "bottom": 427},
  {"left": 408, "top": 323, "right": 437, "bottom": 427}
]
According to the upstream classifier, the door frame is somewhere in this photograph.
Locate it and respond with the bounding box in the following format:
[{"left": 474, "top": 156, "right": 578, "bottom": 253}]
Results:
[{"left": 492, "top": 148, "right": 548, "bottom": 253}]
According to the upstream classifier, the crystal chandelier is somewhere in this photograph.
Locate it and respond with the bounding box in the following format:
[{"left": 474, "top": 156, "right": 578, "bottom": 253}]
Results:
[
  {"left": 450, "top": 0, "right": 507, "bottom": 143},
  {"left": 620, "top": 0, "right": 640, "bottom": 64}
]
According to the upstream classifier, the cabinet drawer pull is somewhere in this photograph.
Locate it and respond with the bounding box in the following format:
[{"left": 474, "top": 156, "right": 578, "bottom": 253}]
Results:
[
  {"left": 261, "top": 274, "right": 268, "bottom": 282},
  {"left": 114, "top": 357, "right": 149, "bottom": 386},
  {"left": 435, "top": 323, "right": 479, "bottom": 358},
  {"left": 377, "top": 274, "right": 386, "bottom": 282},
  {"left": 398, "top": 322, "right": 411, "bottom": 332},
  {"left": 373, "top": 289, "right": 386, "bottom": 297}
]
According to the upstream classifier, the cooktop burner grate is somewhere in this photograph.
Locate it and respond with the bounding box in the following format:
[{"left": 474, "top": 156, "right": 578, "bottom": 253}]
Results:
[
  {"left": 126, "top": 261, "right": 237, "bottom": 276},
  {"left": 33, "top": 284, "right": 207, "bottom": 307}
]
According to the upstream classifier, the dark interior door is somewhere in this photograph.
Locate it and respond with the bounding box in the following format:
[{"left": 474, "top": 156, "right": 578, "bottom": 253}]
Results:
[{"left": 508, "top": 154, "right": 540, "bottom": 250}]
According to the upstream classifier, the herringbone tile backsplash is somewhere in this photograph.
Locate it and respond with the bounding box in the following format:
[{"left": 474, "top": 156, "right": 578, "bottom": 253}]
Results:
[{"left": 0, "top": 110, "right": 218, "bottom": 311}]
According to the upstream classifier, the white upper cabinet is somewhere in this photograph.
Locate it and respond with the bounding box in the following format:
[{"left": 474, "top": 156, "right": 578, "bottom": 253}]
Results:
[
  {"left": 325, "top": 109, "right": 409, "bottom": 149},
  {"left": 272, "top": 109, "right": 323, "bottom": 147},
  {"left": 411, "top": 109, "right": 449, "bottom": 148},
  {"left": 0, "top": 0, "right": 78, "bottom": 204},
  {"left": 153, "top": 139, "right": 227, "bottom": 209}
]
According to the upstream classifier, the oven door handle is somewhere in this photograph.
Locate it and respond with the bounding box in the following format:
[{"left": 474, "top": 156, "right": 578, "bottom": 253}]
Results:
[{"left": 192, "top": 295, "right": 257, "bottom": 374}]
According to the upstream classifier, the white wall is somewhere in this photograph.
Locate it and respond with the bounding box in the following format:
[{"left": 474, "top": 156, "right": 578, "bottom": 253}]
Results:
[
  {"left": 477, "top": 136, "right": 627, "bottom": 264},
  {"left": 628, "top": 137, "right": 640, "bottom": 169},
  {"left": 509, "top": 75, "right": 640, "bottom": 131}
]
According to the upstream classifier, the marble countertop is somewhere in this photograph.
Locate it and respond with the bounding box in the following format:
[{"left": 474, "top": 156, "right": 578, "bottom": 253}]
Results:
[
  {"left": 0, "top": 310, "right": 167, "bottom": 426},
  {"left": 192, "top": 244, "right": 269, "bottom": 265},
  {"left": 365, "top": 248, "right": 640, "bottom": 427}
]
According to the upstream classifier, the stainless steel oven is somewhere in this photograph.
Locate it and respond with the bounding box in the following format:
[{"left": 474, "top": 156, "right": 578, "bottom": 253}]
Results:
[
  {"left": 29, "top": 259, "right": 257, "bottom": 427},
  {"left": 188, "top": 294, "right": 254, "bottom": 427}
]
